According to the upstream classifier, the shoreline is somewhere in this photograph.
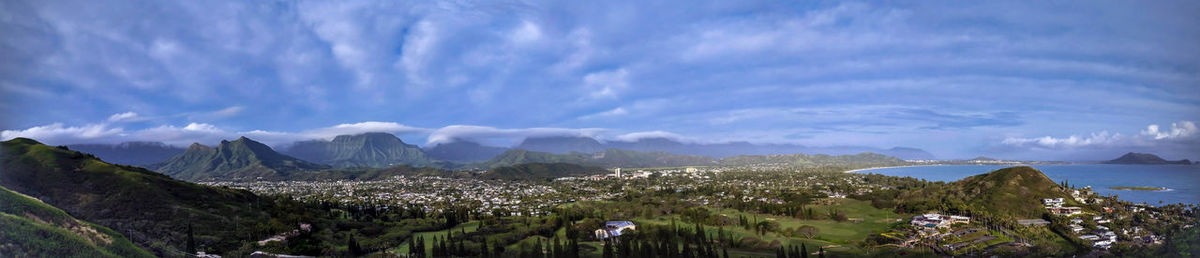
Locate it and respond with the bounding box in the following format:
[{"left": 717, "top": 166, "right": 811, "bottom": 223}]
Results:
[{"left": 844, "top": 164, "right": 944, "bottom": 173}]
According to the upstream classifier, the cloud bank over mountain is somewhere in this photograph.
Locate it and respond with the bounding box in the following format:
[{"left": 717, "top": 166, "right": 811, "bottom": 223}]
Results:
[{"left": 1, "top": 1, "right": 1197, "bottom": 160}]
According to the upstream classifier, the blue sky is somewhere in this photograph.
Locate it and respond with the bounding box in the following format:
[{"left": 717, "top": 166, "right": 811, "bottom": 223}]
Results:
[{"left": 1, "top": 1, "right": 1197, "bottom": 160}]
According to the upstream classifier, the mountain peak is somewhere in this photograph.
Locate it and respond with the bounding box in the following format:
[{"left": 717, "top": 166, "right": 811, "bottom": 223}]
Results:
[
  {"left": 281, "top": 132, "right": 431, "bottom": 168},
  {"left": 155, "top": 137, "right": 328, "bottom": 181}
]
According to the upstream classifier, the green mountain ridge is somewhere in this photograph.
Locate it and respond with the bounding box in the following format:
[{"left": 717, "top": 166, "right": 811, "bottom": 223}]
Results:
[
  {"left": 474, "top": 148, "right": 904, "bottom": 169},
  {"left": 0, "top": 138, "right": 283, "bottom": 256},
  {"left": 153, "top": 136, "right": 330, "bottom": 181},
  {"left": 284, "top": 132, "right": 434, "bottom": 168},
  {"left": 0, "top": 185, "right": 153, "bottom": 258}
]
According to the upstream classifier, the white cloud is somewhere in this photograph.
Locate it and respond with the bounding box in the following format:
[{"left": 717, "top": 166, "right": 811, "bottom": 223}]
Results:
[
  {"left": 1141, "top": 121, "right": 1197, "bottom": 140},
  {"left": 613, "top": 131, "right": 690, "bottom": 143},
  {"left": 426, "top": 125, "right": 606, "bottom": 146},
  {"left": 1, "top": 123, "right": 125, "bottom": 143},
  {"left": 510, "top": 20, "right": 543, "bottom": 44},
  {"left": 577, "top": 107, "right": 628, "bottom": 120},
  {"left": 1, "top": 121, "right": 429, "bottom": 147},
  {"left": 1002, "top": 120, "right": 1198, "bottom": 149},
  {"left": 301, "top": 122, "right": 430, "bottom": 140},
  {"left": 582, "top": 68, "right": 630, "bottom": 99},
  {"left": 1001, "top": 131, "right": 1123, "bottom": 148},
  {"left": 107, "top": 112, "right": 141, "bottom": 122}
]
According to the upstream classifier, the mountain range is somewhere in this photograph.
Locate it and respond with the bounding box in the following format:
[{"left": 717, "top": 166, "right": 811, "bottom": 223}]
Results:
[
  {"left": 510, "top": 136, "right": 937, "bottom": 160},
  {"left": 423, "top": 140, "right": 508, "bottom": 162},
  {"left": 1103, "top": 152, "right": 1193, "bottom": 165},
  {"left": 0, "top": 138, "right": 281, "bottom": 255},
  {"left": 282, "top": 132, "right": 433, "bottom": 168},
  {"left": 152, "top": 137, "right": 330, "bottom": 181},
  {"left": 65, "top": 142, "right": 185, "bottom": 166}
]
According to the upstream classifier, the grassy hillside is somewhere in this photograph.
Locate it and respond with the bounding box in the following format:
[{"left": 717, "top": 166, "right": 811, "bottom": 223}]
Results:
[
  {"left": 0, "top": 186, "right": 153, "bottom": 258},
  {"left": 896, "top": 166, "right": 1073, "bottom": 220},
  {"left": 0, "top": 138, "right": 297, "bottom": 256}
]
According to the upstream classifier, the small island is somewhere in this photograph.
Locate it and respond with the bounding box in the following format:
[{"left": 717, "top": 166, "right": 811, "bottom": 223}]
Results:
[
  {"left": 1103, "top": 152, "right": 1192, "bottom": 165},
  {"left": 1109, "top": 186, "right": 1169, "bottom": 191}
]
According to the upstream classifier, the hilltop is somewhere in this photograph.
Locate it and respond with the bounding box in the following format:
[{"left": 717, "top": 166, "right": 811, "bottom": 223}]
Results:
[
  {"left": 0, "top": 185, "right": 153, "bottom": 257},
  {"left": 153, "top": 136, "right": 330, "bottom": 181},
  {"left": 0, "top": 138, "right": 285, "bottom": 255},
  {"left": 897, "top": 166, "right": 1073, "bottom": 219},
  {"left": 283, "top": 132, "right": 433, "bottom": 168},
  {"left": 1103, "top": 152, "right": 1192, "bottom": 165}
]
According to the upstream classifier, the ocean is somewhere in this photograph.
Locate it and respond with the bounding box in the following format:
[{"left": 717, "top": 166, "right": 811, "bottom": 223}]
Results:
[{"left": 853, "top": 164, "right": 1200, "bottom": 206}]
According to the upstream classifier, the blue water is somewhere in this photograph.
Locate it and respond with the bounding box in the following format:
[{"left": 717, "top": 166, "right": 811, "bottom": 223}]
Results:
[{"left": 855, "top": 164, "right": 1200, "bottom": 206}]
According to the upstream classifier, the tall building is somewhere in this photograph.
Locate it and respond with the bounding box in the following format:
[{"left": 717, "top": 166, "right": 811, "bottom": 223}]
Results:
[{"left": 615, "top": 168, "right": 622, "bottom": 177}]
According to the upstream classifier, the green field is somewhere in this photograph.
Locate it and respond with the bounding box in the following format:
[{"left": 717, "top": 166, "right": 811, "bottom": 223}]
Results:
[
  {"left": 389, "top": 221, "right": 481, "bottom": 254},
  {"left": 620, "top": 199, "right": 901, "bottom": 256}
]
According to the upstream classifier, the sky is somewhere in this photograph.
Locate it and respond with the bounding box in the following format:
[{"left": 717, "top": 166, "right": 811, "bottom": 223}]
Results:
[{"left": 1, "top": 1, "right": 1198, "bottom": 161}]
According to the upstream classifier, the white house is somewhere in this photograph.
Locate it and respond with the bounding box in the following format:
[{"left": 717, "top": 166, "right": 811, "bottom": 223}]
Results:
[
  {"left": 1043, "top": 198, "right": 1065, "bottom": 208},
  {"left": 595, "top": 221, "right": 636, "bottom": 240}
]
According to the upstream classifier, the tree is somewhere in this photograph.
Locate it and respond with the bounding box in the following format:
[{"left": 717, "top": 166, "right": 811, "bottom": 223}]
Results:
[
  {"left": 801, "top": 244, "right": 808, "bottom": 258},
  {"left": 347, "top": 233, "right": 363, "bottom": 257},
  {"left": 186, "top": 222, "right": 196, "bottom": 255},
  {"left": 797, "top": 225, "right": 820, "bottom": 239}
]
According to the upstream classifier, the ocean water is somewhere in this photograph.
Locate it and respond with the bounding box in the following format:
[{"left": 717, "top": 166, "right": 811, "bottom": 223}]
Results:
[{"left": 854, "top": 164, "right": 1200, "bottom": 206}]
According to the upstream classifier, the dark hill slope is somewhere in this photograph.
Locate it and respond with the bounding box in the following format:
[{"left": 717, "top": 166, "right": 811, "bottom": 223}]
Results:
[
  {"left": 66, "top": 142, "right": 184, "bottom": 166},
  {"left": 0, "top": 138, "right": 281, "bottom": 255},
  {"left": 283, "top": 132, "right": 433, "bottom": 168},
  {"left": 0, "top": 185, "right": 153, "bottom": 258},
  {"left": 155, "top": 136, "right": 329, "bottom": 181}
]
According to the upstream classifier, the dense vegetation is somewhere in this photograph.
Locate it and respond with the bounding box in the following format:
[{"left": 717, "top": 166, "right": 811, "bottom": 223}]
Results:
[
  {"left": 0, "top": 138, "right": 313, "bottom": 256},
  {"left": 0, "top": 186, "right": 153, "bottom": 257}
]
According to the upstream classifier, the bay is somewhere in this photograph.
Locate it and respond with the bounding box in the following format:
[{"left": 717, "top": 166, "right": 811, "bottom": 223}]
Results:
[{"left": 853, "top": 164, "right": 1200, "bottom": 206}]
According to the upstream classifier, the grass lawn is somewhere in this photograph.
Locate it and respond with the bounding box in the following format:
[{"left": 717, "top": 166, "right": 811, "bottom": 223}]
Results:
[
  {"left": 621, "top": 199, "right": 900, "bottom": 256},
  {"left": 389, "top": 221, "right": 481, "bottom": 254}
]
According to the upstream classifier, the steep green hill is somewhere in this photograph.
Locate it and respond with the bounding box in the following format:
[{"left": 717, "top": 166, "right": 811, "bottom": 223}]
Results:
[
  {"left": 154, "top": 136, "right": 330, "bottom": 181},
  {"left": 0, "top": 185, "right": 153, "bottom": 258},
  {"left": 284, "top": 132, "right": 433, "bottom": 168},
  {"left": 897, "top": 166, "right": 1073, "bottom": 219},
  {"left": 478, "top": 163, "right": 610, "bottom": 180},
  {"left": 0, "top": 138, "right": 283, "bottom": 256}
]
